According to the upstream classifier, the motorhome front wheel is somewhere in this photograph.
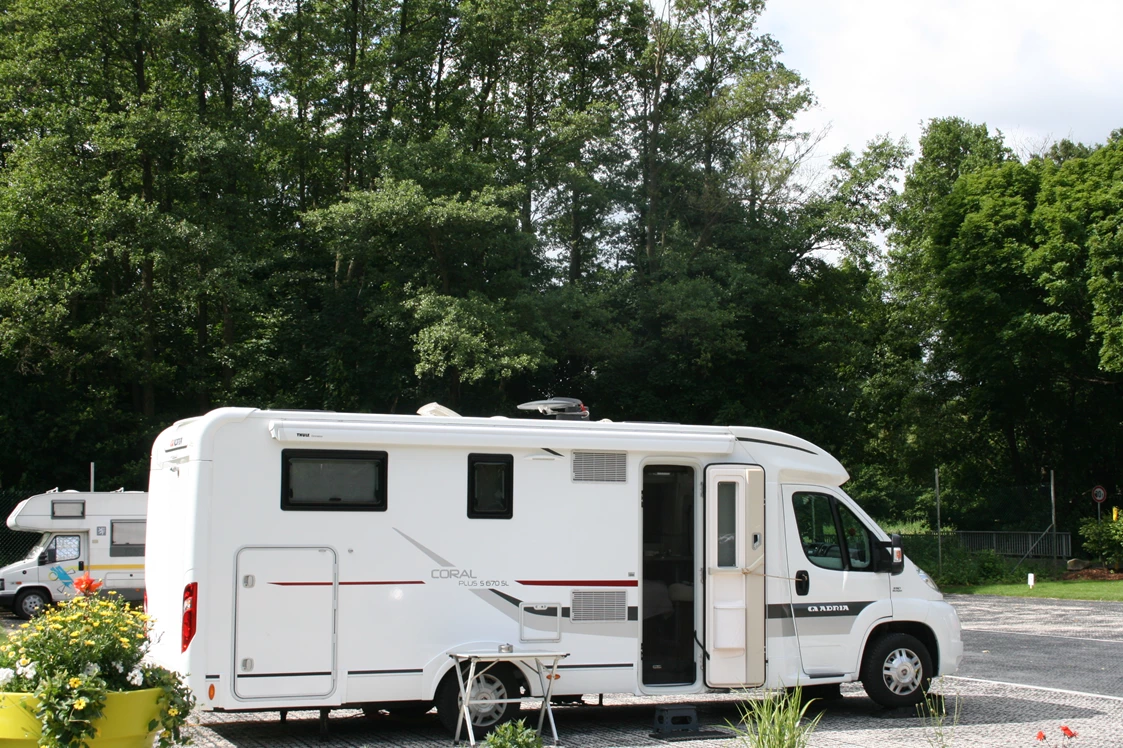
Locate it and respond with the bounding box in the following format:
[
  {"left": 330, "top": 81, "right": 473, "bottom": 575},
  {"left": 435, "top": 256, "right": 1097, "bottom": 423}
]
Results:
[
  {"left": 14, "top": 589, "right": 49, "bottom": 620},
  {"left": 860, "top": 632, "right": 933, "bottom": 709}
]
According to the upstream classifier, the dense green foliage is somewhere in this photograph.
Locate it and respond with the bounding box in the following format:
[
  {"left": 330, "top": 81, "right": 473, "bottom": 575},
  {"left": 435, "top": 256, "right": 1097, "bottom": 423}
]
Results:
[
  {"left": 0, "top": 0, "right": 1119, "bottom": 535},
  {"left": 1079, "top": 517, "right": 1123, "bottom": 569}
]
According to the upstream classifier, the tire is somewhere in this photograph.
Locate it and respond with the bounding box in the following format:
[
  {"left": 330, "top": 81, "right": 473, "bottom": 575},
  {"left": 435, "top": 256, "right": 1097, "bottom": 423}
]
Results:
[
  {"left": 436, "top": 664, "right": 520, "bottom": 737},
  {"left": 860, "top": 633, "right": 933, "bottom": 709},
  {"left": 14, "top": 588, "right": 50, "bottom": 620}
]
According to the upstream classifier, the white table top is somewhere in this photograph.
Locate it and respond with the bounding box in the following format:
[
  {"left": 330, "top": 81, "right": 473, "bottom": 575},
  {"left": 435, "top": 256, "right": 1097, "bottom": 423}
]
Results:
[{"left": 449, "top": 650, "right": 570, "bottom": 662}]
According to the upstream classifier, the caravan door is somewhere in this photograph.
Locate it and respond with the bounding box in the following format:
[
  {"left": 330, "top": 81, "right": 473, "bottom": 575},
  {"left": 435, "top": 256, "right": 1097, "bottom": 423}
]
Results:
[
  {"left": 703, "top": 465, "right": 765, "bottom": 688},
  {"left": 233, "top": 546, "right": 337, "bottom": 700}
]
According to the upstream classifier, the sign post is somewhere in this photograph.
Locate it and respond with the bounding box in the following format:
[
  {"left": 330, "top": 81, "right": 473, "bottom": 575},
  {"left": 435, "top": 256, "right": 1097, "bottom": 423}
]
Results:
[{"left": 1093, "top": 485, "right": 1107, "bottom": 522}]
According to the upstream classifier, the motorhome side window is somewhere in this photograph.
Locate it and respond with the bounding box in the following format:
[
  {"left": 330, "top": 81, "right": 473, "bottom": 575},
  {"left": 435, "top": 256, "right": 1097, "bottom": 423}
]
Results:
[
  {"left": 467, "top": 454, "right": 513, "bottom": 519},
  {"left": 281, "top": 449, "right": 388, "bottom": 511},
  {"left": 792, "top": 492, "right": 875, "bottom": 571},
  {"left": 110, "top": 520, "right": 146, "bottom": 557}
]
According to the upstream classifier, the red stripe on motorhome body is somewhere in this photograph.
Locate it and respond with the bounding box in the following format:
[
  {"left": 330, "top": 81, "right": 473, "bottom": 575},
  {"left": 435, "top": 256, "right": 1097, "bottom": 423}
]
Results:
[
  {"left": 516, "top": 580, "right": 638, "bottom": 587},
  {"left": 269, "top": 581, "right": 426, "bottom": 586}
]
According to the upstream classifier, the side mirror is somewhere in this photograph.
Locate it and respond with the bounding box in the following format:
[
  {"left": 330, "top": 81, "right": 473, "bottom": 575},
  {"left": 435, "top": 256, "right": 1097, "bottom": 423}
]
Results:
[
  {"left": 38, "top": 549, "right": 55, "bottom": 566},
  {"left": 879, "top": 533, "right": 904, "bottom": 575}
]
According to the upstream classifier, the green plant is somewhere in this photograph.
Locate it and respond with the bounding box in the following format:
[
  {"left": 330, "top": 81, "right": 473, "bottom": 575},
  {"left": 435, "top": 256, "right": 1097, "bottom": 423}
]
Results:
[
  {"left": 915, "top": 678, "right": 960, "bottom": 747},
  {"left": 0, "top": 575, "right": 195, "bottom": 748},
  {"left": 727, "top": 686, "right": 822, "bottom": 748},
  {"left": 1079, "top": 517, "right": 1123, "bottom": 569},
  {"left": 481, "top": 718, "right": 543, "bottom": 748}
]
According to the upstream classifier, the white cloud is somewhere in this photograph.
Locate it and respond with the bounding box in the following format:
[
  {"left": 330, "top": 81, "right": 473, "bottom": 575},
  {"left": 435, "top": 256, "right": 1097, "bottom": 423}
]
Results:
[{"left": 759, "top": 0, "right": 1123, "bottom": 160}]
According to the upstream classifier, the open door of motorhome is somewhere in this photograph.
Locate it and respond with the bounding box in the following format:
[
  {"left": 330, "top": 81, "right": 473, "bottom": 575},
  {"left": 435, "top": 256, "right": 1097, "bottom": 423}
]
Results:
[{"left": 704, "top": 465, "right": 765, "bottom": 688}]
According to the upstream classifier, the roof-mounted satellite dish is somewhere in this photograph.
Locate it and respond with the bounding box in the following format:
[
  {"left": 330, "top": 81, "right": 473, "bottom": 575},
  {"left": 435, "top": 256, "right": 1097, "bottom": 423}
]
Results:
[{"left": 517, "top": 397, "right": 590, "bottom": 420}]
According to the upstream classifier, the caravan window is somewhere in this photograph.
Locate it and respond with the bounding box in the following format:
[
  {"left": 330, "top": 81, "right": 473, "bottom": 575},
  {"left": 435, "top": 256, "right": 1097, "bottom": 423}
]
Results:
[
  {"left": 281, "top": 449, "right": 388, "bottom": 512},
  {"left": 110, "top": 521, "right": 146, "bottom": 557},
  {"left": 467, "top": 454, "right": 513, "bottom": 519}
]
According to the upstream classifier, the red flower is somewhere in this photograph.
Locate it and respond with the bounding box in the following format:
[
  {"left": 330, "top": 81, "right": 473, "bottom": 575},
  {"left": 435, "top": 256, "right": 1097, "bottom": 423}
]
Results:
[
  {"left": 1036, "top": 731, "right": 1046, "bottom": 741},
  {"left": 73, "top": 573, "right": 103, "bottom": 597},
  {"left": 1060, "top": 725, "right": 1077, "bottom": 738}
]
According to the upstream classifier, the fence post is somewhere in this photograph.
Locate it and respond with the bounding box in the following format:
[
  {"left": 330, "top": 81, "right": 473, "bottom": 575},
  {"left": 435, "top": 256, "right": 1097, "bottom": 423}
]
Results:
[
  {"left": 935, "top": 468, "right": 942, "bottom": 576},
  {"left": 1051, "top": 470, "right": 1058, "bottom": 570}
]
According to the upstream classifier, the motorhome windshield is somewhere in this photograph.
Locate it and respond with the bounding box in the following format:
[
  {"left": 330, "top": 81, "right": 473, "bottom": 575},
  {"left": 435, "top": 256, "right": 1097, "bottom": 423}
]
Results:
[{"left": 23, "top": 533, "right": 50, "bottom": 560}]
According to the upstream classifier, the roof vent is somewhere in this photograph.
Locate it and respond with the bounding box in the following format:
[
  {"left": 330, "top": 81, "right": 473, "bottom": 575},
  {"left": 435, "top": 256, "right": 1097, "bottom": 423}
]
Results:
[
  {"left": 417, "top": 402, "right": 462, "bottom": 418},
  {"left": 517, "top": 397, "right": 589, "bottom": 420}
]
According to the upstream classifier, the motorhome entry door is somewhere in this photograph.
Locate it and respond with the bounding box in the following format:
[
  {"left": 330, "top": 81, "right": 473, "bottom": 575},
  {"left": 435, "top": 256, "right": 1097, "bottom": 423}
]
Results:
[
  {"left": 703, "top": 465, "right": 766, "bottom": 688},
  {"left": 233, "top": 546, "right": 337, "bottom": 700}
]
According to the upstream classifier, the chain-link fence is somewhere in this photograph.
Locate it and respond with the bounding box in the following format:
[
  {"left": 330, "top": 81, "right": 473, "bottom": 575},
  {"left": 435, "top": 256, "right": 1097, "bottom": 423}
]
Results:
[{"left": 0, "top": 489, "right": 40, "bottom": 566}]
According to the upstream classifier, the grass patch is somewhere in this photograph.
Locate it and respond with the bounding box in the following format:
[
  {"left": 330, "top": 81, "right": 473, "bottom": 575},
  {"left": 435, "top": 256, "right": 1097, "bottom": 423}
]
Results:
[{"left": 943, "top": 580, "right": 1123, "bottom": 601}]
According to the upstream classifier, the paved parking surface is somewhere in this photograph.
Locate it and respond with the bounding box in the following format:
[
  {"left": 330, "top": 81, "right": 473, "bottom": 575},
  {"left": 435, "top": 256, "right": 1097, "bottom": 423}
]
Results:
[
  {"left": 181, "top": 594, "right": 1123, "bottom": 748},
  {"left": 6, "top": 595, "right": 1123, "bottom": 746}
]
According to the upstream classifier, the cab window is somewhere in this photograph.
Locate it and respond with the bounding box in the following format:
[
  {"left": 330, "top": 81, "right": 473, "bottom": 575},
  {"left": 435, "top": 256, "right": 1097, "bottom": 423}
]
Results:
[
  {"left": 792, "top": 492, "right": 876, "bottom": 572},
  {"left": 792, "top": 492, "right": 843, "bottom": 569},
  {"left": 42, "top": 535, "right": 80, "bottom": 564},
  {"left": 837, "top": 502, "right": 873, "bottom": 570}
]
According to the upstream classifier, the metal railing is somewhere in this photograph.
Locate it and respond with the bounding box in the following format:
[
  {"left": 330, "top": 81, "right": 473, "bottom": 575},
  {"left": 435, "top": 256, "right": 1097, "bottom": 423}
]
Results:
[{"left": 955, "top": 530, "right": 1071, "bottom": 558}]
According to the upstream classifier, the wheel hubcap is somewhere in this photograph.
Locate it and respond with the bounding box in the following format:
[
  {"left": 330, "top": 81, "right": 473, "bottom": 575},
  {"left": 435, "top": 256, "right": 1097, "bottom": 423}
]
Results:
[
  {"left": 21, "top": 596, "right": 43, "bottom": 617},
  {"left": 881, "top": 647, "right": 922, "bottom": 695},
  {"left": 461, "top": 674, "right": 508, "bottom": 726}
]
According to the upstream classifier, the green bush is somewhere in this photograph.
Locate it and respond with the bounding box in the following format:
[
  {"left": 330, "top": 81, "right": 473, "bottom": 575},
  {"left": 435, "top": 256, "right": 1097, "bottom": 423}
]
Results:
[
  {"left": 1079, "top": 517, "right": 1123, "bottom": 569},
  {"left": 900, "top": 535, "right": 1056, "bottom": 586},
  {"left": 482, "top": 719, "right": 543, "bottom": 748}
]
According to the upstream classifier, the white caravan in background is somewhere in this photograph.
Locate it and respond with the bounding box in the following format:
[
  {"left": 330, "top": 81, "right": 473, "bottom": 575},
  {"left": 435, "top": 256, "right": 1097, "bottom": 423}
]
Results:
[
  {"left": 144, "top": 401, "right": 962, "bottom": 736},
  {"left": 0, "top": 490, "right": 147, "bottom": 618}
]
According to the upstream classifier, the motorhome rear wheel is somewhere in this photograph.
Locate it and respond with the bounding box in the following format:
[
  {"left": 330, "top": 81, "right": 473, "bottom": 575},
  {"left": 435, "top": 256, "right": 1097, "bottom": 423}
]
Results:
[{"left": 436, "top": 665, "right": 521, "bottom": 736}]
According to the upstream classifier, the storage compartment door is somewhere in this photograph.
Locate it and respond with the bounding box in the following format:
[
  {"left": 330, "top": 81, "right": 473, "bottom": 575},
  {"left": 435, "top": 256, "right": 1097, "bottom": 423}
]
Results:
[{"left": 234, "top": 546, "right": 337, "bottom": 699}]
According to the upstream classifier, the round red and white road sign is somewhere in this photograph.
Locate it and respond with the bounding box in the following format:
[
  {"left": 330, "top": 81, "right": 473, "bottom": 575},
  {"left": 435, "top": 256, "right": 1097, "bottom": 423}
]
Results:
[{"left": 1092, "top": 485, "right": 1107, "bottom": 503}]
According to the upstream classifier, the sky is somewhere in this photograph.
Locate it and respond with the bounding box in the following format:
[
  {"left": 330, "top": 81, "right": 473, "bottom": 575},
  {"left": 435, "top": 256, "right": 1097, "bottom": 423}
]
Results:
[{"left": 757, "top": 0, "right": 1123, "bottom": 164}]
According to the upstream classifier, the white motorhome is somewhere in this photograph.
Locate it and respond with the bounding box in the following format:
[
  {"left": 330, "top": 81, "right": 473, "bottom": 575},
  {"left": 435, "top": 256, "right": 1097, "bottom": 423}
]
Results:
[
  {"left": 145, "top": 402, "right": 962, "bottom": 736},
  {"left": 1, "top": 490, "right": 147, "bottom": 618}
]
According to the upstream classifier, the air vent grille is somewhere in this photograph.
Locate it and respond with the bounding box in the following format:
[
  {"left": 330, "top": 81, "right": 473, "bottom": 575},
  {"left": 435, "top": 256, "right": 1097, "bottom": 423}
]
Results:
[
  {"left": 571, "top": 590, "right": 627, "bottom": 622},
  {"left": 571, "top": 452, "right": 627, "bottom": 483}
]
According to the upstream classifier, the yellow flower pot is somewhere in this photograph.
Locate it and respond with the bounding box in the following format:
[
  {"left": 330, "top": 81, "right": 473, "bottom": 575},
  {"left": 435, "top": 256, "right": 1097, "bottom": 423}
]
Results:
[{"left": 0, "top": 688, "right": 163, "bottom": 748}]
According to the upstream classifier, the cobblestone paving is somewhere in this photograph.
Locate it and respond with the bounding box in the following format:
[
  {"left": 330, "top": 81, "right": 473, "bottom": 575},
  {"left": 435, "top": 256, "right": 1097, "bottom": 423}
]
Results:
[
  {"left": 186, "top": 678, "right": 1123, "bottom": 748},
  {"left": 7, "top": 596, "right": 1123, "bottom": 746}
]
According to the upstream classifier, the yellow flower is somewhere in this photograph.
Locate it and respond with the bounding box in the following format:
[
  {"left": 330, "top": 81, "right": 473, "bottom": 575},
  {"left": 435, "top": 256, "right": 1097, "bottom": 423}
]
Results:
[
  {"left": 168, "top": 707, "right": 178, "bottom": 717},
  {"left": 74, "top": 698, "right": 88, "bottom": 710},
  {"left": 85, "top": 640, "right": 96, "bottom": 646},
  {"left": 69, "top": 677, "right": 82, "bottom": 688},
  {"left": 19, "top": 624, "right": 28, "bottom": 629}
]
